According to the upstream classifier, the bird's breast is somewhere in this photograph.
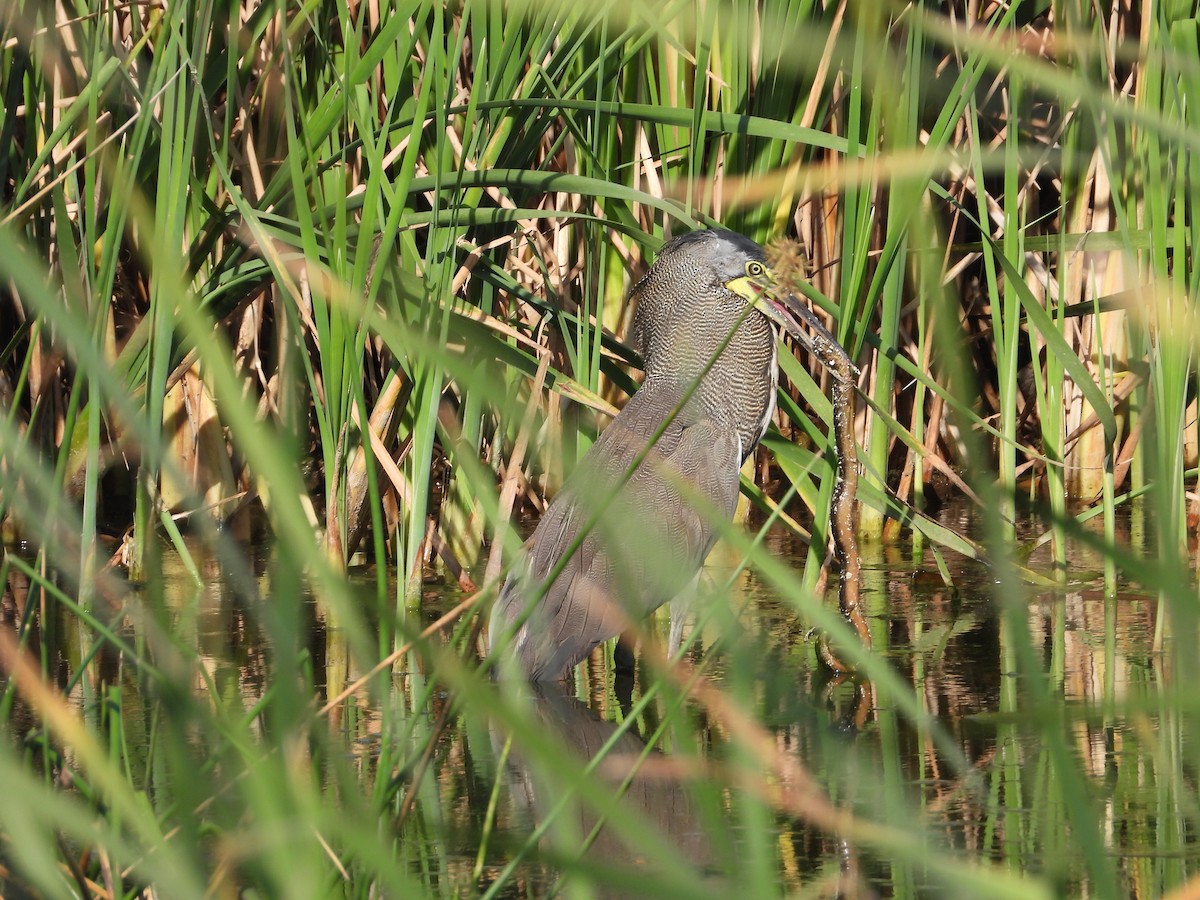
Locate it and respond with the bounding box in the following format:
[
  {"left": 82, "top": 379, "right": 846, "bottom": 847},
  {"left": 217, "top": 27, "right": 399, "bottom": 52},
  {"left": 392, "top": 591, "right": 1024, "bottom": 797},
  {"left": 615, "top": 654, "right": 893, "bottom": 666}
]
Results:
[
  {"left": 699, "top": 324, "right": 778, "bottom": 458},
  {"left": 750, "top": 341, "right": 779, "bottom": 453}
]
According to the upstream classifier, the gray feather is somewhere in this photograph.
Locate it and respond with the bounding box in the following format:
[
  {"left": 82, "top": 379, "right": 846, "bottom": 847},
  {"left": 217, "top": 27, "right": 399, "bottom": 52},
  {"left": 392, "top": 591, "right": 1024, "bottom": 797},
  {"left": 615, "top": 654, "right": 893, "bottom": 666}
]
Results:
[{"left": 489, "top": 229, "right": 782, "bottom": 681}]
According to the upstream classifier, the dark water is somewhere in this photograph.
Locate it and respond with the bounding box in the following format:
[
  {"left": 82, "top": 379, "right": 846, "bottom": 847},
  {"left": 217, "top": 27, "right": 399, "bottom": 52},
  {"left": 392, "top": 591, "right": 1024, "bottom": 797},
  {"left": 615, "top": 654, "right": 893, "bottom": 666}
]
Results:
[{"left": 2, "top": 500, "right": 1195, "bottom": 897}]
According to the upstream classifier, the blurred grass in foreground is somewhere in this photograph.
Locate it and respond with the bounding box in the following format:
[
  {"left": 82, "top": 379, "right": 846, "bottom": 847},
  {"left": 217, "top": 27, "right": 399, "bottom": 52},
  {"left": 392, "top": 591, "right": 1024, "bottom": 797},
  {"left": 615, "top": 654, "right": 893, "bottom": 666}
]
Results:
[{"left": 0, "top": 1, "right": 1198, "bottom": 896}]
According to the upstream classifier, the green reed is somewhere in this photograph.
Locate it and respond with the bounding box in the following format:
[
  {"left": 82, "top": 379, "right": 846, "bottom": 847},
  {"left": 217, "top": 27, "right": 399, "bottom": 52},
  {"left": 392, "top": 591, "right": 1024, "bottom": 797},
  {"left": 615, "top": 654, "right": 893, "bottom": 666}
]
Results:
[{"left": 0, "top": 0, "right": 1198, "bottom": 897}]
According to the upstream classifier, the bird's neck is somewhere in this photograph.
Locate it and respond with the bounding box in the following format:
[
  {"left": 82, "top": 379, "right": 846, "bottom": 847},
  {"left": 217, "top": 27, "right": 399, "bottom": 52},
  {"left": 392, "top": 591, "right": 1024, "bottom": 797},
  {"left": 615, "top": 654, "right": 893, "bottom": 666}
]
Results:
[{"left": 641, "top": 328, "right": 779, "bottom": 459}]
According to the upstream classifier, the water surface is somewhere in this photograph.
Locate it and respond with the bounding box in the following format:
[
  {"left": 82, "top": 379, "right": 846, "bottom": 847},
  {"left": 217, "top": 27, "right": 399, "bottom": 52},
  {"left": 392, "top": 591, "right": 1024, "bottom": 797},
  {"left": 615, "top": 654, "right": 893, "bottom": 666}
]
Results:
[{"left": 2, "top": 500, "right": 1193, "bottom": 897}]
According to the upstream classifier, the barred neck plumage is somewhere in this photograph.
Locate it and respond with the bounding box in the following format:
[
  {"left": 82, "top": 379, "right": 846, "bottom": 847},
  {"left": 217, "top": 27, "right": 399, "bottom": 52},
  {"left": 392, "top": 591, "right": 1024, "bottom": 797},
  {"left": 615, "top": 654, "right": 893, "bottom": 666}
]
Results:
[
  {"left": 638, "top": 314, "right": 779, "bottom": 460},
  {"left": 627, "top": 229, "right": 783, "bottom": 458}
]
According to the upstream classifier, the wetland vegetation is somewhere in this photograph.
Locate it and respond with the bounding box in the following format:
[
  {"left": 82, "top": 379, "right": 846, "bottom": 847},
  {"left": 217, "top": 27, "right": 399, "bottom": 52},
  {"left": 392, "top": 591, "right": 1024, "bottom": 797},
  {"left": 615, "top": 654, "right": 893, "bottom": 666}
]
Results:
[{"left": 0, "top": 1, "right": 1197, "bottom": 897}]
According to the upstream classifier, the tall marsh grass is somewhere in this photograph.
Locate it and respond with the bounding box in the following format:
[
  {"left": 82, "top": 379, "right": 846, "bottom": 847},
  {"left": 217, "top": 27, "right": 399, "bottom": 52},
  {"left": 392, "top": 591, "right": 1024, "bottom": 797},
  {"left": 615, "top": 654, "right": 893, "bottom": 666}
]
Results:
[{"left": 0, "top": 1, "right": 1197, "bottom": 896}]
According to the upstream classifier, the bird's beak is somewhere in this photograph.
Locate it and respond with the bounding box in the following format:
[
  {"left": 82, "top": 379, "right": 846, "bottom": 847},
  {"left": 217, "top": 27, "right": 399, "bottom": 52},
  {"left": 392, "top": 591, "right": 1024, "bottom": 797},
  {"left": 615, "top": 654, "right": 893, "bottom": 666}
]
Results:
[{"left": 725, "top": 274, "right": 859, "bottom": 377}]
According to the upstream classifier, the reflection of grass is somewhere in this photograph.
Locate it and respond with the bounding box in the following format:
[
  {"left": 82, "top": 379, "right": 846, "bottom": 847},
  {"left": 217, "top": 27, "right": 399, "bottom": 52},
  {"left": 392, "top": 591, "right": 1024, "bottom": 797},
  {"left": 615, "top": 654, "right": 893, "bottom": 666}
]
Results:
[{"left": 0, "top": 1, "right": 1196, "bottom": 896}]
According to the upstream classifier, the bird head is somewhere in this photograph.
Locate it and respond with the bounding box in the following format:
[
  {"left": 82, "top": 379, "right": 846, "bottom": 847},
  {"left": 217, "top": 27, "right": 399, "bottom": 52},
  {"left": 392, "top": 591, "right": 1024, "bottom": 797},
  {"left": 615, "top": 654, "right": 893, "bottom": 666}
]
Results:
[{"left": 633, "top": 228, "right": 857, "bottom": 378}]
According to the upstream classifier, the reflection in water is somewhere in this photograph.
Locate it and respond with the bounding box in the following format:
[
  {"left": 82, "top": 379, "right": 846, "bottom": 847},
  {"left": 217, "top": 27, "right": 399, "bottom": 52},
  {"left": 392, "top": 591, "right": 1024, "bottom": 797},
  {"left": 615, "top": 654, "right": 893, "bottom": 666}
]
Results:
[
  {"left": 496, "top": 681, "right": 721, "bottom": 898},
  {"left": 2, "top": 500, "right": 1195, "bottom": 897}
]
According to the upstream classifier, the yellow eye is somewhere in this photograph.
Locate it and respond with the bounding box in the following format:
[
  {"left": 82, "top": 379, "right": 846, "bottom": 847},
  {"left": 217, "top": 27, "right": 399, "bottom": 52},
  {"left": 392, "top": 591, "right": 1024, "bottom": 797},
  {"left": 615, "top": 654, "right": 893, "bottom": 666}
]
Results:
[{"left": 746, "top": 260, "right": 767, "bottom": 278}]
